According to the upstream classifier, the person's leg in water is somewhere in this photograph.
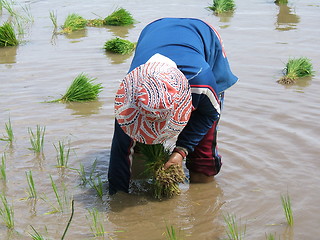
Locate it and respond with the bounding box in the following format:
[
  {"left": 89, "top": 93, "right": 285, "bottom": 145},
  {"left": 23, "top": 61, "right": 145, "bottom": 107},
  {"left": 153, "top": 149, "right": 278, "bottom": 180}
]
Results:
[
  {"left": 186, "top": 92, "right": 224, "bottom": 183},
  {"left": 108, "top": 119, "right": 135, "bottom": 194}
]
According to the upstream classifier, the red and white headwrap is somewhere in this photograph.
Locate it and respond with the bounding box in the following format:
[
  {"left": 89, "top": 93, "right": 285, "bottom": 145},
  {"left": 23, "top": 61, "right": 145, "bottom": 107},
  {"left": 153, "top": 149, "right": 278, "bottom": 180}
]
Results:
[{"left": 115, "top": 59, "right": 192, "bottom": 144}]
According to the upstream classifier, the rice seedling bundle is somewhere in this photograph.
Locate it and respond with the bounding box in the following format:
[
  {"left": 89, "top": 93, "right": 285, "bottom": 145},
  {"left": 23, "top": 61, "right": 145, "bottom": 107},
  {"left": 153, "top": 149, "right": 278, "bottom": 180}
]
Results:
[
  {"left": 103, "top": 8, "right": 134, "bottom": 26},
  {"left": 137, "top": 143, "right": 186, "bottom": 200},
  {"left": 278, "top": 57, "right": 314, "bottom": 84},
  {"left": 53, "top": 73, "right": 103, "bottom": 102},
  {"left": 275, "top": 0, "right": 288, "bottom": 4},
  {"left": 0, "top": 22, "right": 19, "bottom": 47},
  {"left": 209, "top": 0, "right": 235, "bottom": 14},
  {"left": 104, "top": 37, "right": 135, "bottom": 55},
  {"left": 61, "top": 13, "right": 87, "bottom": 33}
]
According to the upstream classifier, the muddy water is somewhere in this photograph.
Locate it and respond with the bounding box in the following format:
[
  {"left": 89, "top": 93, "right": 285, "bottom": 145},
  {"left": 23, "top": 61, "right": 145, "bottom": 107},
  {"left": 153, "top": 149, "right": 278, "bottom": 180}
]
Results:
[{"left": 0, "top": 0, "right": 320, "bottom": 239}]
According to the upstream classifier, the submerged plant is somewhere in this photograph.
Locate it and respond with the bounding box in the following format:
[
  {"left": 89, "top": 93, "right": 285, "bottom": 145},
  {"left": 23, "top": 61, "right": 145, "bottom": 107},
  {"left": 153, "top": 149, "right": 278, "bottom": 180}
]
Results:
[
  {"left": 52, "top": 73, "right": 103, "bottom": 102},
  {"left": 61, "top": 13, "right": 87, "bottom": 33},
  {"left": 54, "top": 140, "right": 70, "bottom": 168},
  {"left": 281, "top": 193, "right": 293, "bottom": 226},
  {"left": 0, "top": 194, "right": 14, "bottom": 229},
  {"left": 137, "top": 143, "right": 186, "bottom": 199},
  {"left": 104, "top": 37, "right": 135, "bottom": 55},
  {"left": 0, "top": 154, "right": 7, "bottom": 181},
  {"left": 278, "top": 57, "right": 314, "bottom": 84},
  {"left": 103, "top": 8, "right": 134, "bottom": 26},
  {"left": 26, "top": 170, "right": 37, "bottom": 199},
  {"left": 0, "top": 22, "right": 19, "bottom": 47},
  {"left": 0, "top": 118, "right": 14, "bottom": 144},
  {"left": 209, "top": 0, "right": 235, "bottom": 14},
  {"left": 224, "top": 213, "right": 246, "bottom": 240},
  {"left": 28, "top": 125, "right": 46, "bottom": 153}
]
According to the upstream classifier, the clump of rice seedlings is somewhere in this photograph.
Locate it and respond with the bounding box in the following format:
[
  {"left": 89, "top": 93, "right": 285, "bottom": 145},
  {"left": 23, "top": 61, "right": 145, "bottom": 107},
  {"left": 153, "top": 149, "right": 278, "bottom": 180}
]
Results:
[
  {"left": 281, "top": 193, "right": 293, "bottom": 226},
  {"left": 137, "top": 143, "right": 186, "bottom": 200},
  {"left": 103, "top": 8, "right": 134, "bottom": 26},
  {"left": 87, "top": 208, "right": 105, "bottom": 237},
  {"left": 265, "top": 233, "right": 279, "bottom": 240},
  {"left": 0, "top": 22, "right": 19, "bottom": 47},
  {"left": 29, "top": 226, "right": 47, "bottom": 240},
  {"left": 60, "top": 13, "right": 87, "bottom": 34},
  {"left": 0, "top": 154, "right": 7, "bottom": 181},
  {"left": 26, "top": 170, "right": 37, "bottom": 199},
  {"left": 28, "top": 125, "right": 45, "bottom": 153},
  {"left": 224, "top": 213, "right": 246, "bottom": 240},
  {"left": 165, "top": 225, "right": 182, "bottom": 240},
  {"left": 209, "top": 0, "right": 235, "bottom": 14},
  {"left": 78, "top": 160, "right": 97, "bottom": 186},
  {"left": 104, "top": 37, "right": 135, "bottom": 55},
  {"left": 52, "top": 73, "right": 103, "bottom": 103},
  {"left": 275, "top": 0, "right": 288, "bottom": 4},
  {"left": 0, "top": 194, "right": 14, "bottom": 229},
  {"left": 54, "top": 141, "right": 70, "bottom": 168},
  {"left": 88, "top": 175, "right": 104, "bottom": 199},
  {"left": 87, "top": 18, "right": 105, "bottom": 27},
  {"left": 0, "top": 118, "right": 14, "bottom": 144},
  {"left": 278, "top": 57, "right": 314, "bottom": 84}
]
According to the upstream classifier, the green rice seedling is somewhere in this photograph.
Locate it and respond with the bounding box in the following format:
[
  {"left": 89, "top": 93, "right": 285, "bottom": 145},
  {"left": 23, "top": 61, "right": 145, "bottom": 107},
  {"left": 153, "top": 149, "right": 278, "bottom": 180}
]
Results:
[
  {"left": 78, "top": 159, "right": 97, "bottom": 186},
  {"left": 137, "top": 143, "right": 186, "bottom": 200},
  {"left": 0, "top": 153, "right": 7, "bottom": 181},
  {"left": 54, "top": 141, "right": 70, "bottom": 168},
  {"left": 87, "top": 18, "right": 105, "bottom": 27},
  {"left": 0, "top": 193, "right": 14, "bottom": 229},
  {"left": 275, "top": 0, "right": 288, "bottom": 4},
  {"left": 278, "top": 57, "right": 314, "bottom": 84},
  {"left": 28, "top": 125, "right": 45, "bottom": 153},
  {"left": 49, "top": 175, "right": 64, "bottom": 213},
  {"left": 103, "top": 8, "right": 134, "bottom": 26},
  {"left": 104, "top": 37, "right": 135, "bottom": 55},
  {"left": 61, "top": 13, "right": 87, "bottom": 33},
  {"left": 29, "top": 226, "right": 47, "bottom": 240},
  {"left": 52, "top": 73, "right": 103, "bottom": 103},
  {"left": 165, "top": 225, "right": 182, "bottom": 240},
  {"left": 26, "top": 170, "right": 37, "bottom": 199},
  {"left": 0, "top": 118, "right": 14, "bottom": 144},
  {"left": 87, "top": 208, "right": 105, "bottom": 237},
  {"left": 88, "top": 175, "right": 104, "bottom": 199},
  {"left": 209, "top": 0, "right": 235, "bottom": 14},
  {"left": 49, "top": 10, "right": 58, "bottom": 32},
  {"left": 0, "top": 22, "right": 19, "bottom": 47},
  {"left": 281, "top": 193, "right": 293, "bottom": 226},
  {"left": 265, "top": 233, "right": 280, "bottom": 240},
  {"left": 223, "top": 213, "right": 246, "bottom": 240}
]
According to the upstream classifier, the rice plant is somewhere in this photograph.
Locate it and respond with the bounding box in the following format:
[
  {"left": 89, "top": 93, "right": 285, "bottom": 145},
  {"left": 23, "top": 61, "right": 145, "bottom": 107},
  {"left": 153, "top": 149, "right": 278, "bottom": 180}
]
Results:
[
  {"left": 28, "top": 125, "right": 45, "bottom": 153},
  {"left": 52, "top": 73, "right": 103, "bottom": 103},
  {"left": 54, "top": 140, "right": 70, "bottom": 168},
  {"left": 29, "top": 225, "right": 47, "bottom": 240},
  {"left": 78, "top": 160, "right": 97, "bottom": 186},
  {"left": 61, "top": 13, "right": 87, "bottom": 33},
  {"left": 88, "top": 175, "right": 104, "bottom": 199},
  {"left": 49, "top": 10, "right": 58, "bottom": 32},
  {"left": 103, "top": 8, "right": 134, "bottom": 26},
  {"left": 0, "top": 153, "right": 7, "bottom": 181},
  {"left": 281, "top": 193, "right": 293, "bottom": 226},
  {"left": 275, "top": 0, "right": 288, "bottom": 4},
  {"left": 278, "top": 57, "right": 314, "bottom": 84},
  {"left": 0, "top": 118, "right": 14, "bottom": 144},
  {"left": 137, "top": 143, "right": 186, "bottom": 200},
  {"left": 26, "top": 170, "right": 37, "bottom": 199},
  {"left": 104, "top": 37, "right": 135, "bottom": 55},
  {"left": 165, "top": 225, "right": 182, "bottom": 240},
  {"left": 0, "top": 193, "right": 14, "bottom": 229},
  {"left": 87, "top": 208, "right": 105, "bottom": 237},
  {"left": 209, "top": 0, "right": 235, "bottom": 14},
  {"left": 0, "top": 22, "right": 19, "bottom": 47},
  {"left": 265, "top": 233, "right": 280, "bottom": 240},
  {"left": 223, "top": 213, "right": 246, "bottom": 240},
  {"left": 49, "top": 175, "right": 64, "bottom": 213}
]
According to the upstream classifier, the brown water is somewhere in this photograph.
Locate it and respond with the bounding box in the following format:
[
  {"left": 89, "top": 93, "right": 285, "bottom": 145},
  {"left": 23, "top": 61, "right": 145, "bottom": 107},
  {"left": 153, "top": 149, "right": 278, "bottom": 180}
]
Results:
[{"left": 1, "top": 0, "right": 320, "bottom": 239}]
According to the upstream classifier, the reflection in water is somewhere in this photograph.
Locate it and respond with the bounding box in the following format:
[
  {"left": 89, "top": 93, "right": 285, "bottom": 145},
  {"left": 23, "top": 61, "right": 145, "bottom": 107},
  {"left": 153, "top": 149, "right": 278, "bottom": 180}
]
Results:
[
  {"left": 0, "top": 46, "right": 18, "bottom": 64},
  {"left": 107, "top": 25, "right": 135, "bottom": 38},
  {"left": 284, "top": 76, "right": 312, "bottom": 92},
  {"left": 275, "top": 3, "right": 300, "bottom": 31},
  {"left": 217, "top": 12, "right": 234, "bottom": 29},
  {"left": 64, "top": 29, "right": 88, "bottom": 40},
  {"left": 65, "top": 101, "right": 104, "bottom": 116},
  {"left": 105, "top": 51, "right": 133, "bottom": 64}
]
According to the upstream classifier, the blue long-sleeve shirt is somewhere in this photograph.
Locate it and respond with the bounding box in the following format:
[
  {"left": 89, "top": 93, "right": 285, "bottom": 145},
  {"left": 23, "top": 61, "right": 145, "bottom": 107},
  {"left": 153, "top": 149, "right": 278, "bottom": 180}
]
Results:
[{"left": 129, "top": 18, "right": 238, "bottom": 152}]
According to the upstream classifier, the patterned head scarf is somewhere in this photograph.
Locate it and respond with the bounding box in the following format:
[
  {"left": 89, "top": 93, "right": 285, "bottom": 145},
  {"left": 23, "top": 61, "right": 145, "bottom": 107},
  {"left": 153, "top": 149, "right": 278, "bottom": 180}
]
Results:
[{"left": 115, "top": 61, "right": 192, "bottom": 144}]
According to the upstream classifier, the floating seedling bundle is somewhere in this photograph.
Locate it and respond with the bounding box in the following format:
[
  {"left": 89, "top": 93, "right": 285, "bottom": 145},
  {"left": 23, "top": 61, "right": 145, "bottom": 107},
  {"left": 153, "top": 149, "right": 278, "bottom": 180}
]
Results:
[
  {"left": 278, "top": 57, "right": 314, "bottom": 84},
  {"left": 61, "top": 13, "right": 87, "bottom": 33},
  {"left": 137, "top": 143, "right": 186, "bottom": 200},
  {"left": 0, "top": 22, "right": 19, "bottom": 47},
  {"left": 104, "top": 37, "right": 135, "bottom": 55},
  {"left": 51, "top": 73, "right": 103, "bottom": 103},
  {"left": 209, "top": 0, "right": 235, "bottom": 14},
  {"left": 104, "top": 8, "right": 134, "bottom": 26}
]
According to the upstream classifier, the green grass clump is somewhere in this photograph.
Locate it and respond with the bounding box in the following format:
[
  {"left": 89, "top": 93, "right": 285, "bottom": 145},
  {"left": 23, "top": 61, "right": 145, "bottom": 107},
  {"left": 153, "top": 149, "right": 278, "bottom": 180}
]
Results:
[
  {"left": 54, "top": 141, "right": 70, "bottom": 168},
  {"left": 209, "top": 0, "right": 235, "bottom": 14},
  {"left": 281, "top": 193, "right": 293, "bottom": 226},
  {"left": 53, "top": 73, "right": 103, "bottom": 102},
  {"left": 0, "top": 194, "right": 14, "bottom": 229},
  {"left": 103, "top": 8, "right": 134, "bottom": 26},
  {"left": 28, "top": 125, "right": 46, "bottom": 153},
  {"left": 26, "top": 170, "right": 37, "bottom": 199},
  {"left": 0, "top": 22, "right": 19, "bottom": 47},
  {"left": 104, "top": 37, "right": 135, "bottom": 55},
  {"left": 0, "top": 118, "right": 14, "bottom": 144},
  {"left": 137, "top": 143, "right": 186, "bottom": 200},
  {"left": 278, "top": 57, "right": 314, "bottom": 84},
  {"left": 165, "top": 225, "right": 183, "bottom": 240},
  {"left": 0, "top": 153, "right": 7, "bottom": 181},
  {"left": 61, "top": 13, "right": 87, "bottom": 33},
  {"left": 224, "top": 213, "right": 246, "bottom": 240},
  {"left": 87, "top": 208, "right": 105, "bottom": 237}
]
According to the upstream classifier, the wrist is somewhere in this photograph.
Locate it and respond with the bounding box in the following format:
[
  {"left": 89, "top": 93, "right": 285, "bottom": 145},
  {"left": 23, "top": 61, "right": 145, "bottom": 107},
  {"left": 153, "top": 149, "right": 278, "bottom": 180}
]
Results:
[{"left": 173, "top": 146, "right": 188, "bottom": 160}]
